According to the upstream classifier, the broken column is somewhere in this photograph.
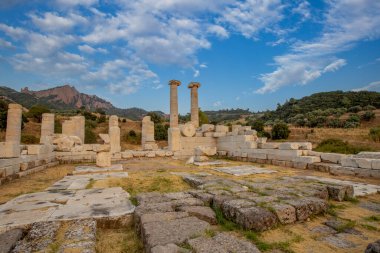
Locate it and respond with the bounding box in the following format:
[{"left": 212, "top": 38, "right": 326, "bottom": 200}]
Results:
[
  {"left": 96, "top": 134, "right": 111, "bottom": 167},
  {"left": 142, "top": 116, "right": 158, "bottom": 150},
  {"left": 168, "top": 80, "right": 181, "bottom": 151},
  {"left": 188, "top": 82, "right": 200, "bottom": 128},
  {"left": 40, "top": 113, "right": 55, "bottom": 144},
  {"left": 109, "top": 115, "right": 121, "bottom": 154},
  {"left": 0, "top": 104, "right": 22, "bottom": 158},
  {"left": 62, "top": 116, "right": 85, "bottom": 143}
]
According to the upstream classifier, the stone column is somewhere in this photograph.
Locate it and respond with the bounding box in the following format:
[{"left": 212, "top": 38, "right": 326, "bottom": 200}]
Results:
[
  {"left": 169, "top": 80, "right": 181, "bottom": 128},
  {"left": 40, "top": 113, "right": 55, "bottom": 144},
  {"left": 109, "top": 115, "right": 121, "bottom": 154},
  {"left": 2, "top": 104, "right": 22, "bottom": 157},
  {"left": 62, "top": 116, "right": 85, "bottom": 144},
  {"left": 141, "top": 116, "right": 158, "bottom": 150},
  {"left": 188, "top": 82, "right": 200, "bottom": 128}
]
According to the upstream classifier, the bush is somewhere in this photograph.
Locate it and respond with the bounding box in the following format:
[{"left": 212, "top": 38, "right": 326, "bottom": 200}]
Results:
[
  {"left": 343, "top": 121, "right": 360, "bottom": 128},
  {"left": 21, "top": 134, "right": 39, "bottom": 144},
  {"left": 348, "top": 106, "right": 362, "bottom": 113},
  {"left": 85, "top": 127, "right": 97, "bottom": 144},
  {"left": 85, "top": 119, "right": 97, "bottom": 129},
  {"left": 199, "top": 109, "right": 209, "bottom": 125},
  {"left": 363, "top": 105, "right": 376, "bottom": 111},
  {"left": 123, "top": 130, "right": 141, "bottom": 144},
  {"left": 97, "top": 115, "right": 106, "bottom": 123},
  {"left": 361, "top": 111, "right": 375, "bottom": 121},
  {"left": 147, "top": 112, "right": 163, "bottom": 124},
  {"left": 122, "top": 118, "right": 127, "bottom": 123},
  {"left": 0, "top": 111, "right": 7, "bottom": 130},
  {"left": 326, "top": 118, "right": 344, "bottom": 128},
  {"left": 315, "top": 139, "right": 372, "bottom": 154},
  {"left": 82, "top": 111, "right": 97, "bottom": 121},
  {"left": 271, "top": 122, "right": 290, "bottom": 140},
  {"left": 258, "top": 131, "right": 271, "bottom": 139},
  {"left": 27, "top": 105, "right": 50, "bottom": 123},
  {"left": 155, "top": 124, "right": 169, "bottom": 141},
  {"left": 54, "top": 119, "right": 62, "bottom": 133},
  {"left": 249, "top": 119, "right": 264, "bottom": 132},
  {"left": 369, "top": 127, "right": 380, "bottom": 142},
  {"left": 347, "top": 114, "right": 360, "bottom": 123}
]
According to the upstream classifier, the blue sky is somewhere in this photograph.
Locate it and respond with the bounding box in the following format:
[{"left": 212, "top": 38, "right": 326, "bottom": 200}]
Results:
[{"left": 0, "top": 0, "right": 379, "bottom": 114}]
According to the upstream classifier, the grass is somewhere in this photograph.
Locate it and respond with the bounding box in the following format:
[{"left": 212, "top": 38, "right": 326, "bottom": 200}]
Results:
[
  {"left": 364, "top": 215, "right": 380, "bottom": 222},
  {"left": 86, "top": 178, "right": 95, "bottom": 189},
  {"left": 314, "top": 138, "right": 373, "bottom": 154},
  {"left": 335, "top": 220, "right": 356, "bottom": 233},
  {"left": 344, "top": 196, "right": 359, "bottom": 204}
]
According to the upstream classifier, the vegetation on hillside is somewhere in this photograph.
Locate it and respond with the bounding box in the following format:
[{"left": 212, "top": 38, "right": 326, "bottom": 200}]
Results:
[{"left": 314, "top": 139, "right": 373, "bottom": 154}]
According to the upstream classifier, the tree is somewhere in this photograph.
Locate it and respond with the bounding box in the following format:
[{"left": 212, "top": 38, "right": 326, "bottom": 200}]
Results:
[
  {"left": 147, "top": 112, "right": 163, "bottom": 124},
  {"left": 27, "top": 105, "right": 50, "bottom": 123},
  {"left": 271, "top": 122, "right": 290, "bottom": 140},
  {"left": 249, "top": 119, "right": 264, "bottom": 132},
  {"left": 155, "top": 124, "right": 169, "bottom": 140},
  {"left": 199, "top": 109, "right": 209, "bottom": 125},
  {"left": 361, "top": 111, "right": 375, "bottom": 121}
]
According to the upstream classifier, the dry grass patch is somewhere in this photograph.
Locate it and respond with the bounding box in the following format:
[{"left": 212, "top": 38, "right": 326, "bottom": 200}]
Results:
[{"left": 0, "top": 164, "right": 75, "bottom": 204}]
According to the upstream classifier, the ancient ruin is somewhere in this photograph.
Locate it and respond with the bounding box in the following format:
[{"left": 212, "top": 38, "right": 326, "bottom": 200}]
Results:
[{"left": 0, "top": 83, "right": 379, "bottom": 253}]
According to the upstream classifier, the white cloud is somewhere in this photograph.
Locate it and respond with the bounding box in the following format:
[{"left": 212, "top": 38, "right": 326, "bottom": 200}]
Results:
[
  {"left": 256, "top": 0, "right": 380, "bottom": 94},
  {"left": 78, "top": 44, "right": 107, "bottom": 54},
  {"left": 199, "top": 63, "right": 208, "bottom": 68},
  {"left": 352, "top": 81, "right": 380, "bottom": 92},
  {"left": 0, "top": 38, "right": 14, "bottom": 49},
  {"left": 213, "top": 101, "right": 222, "bottom": 107},
  {"left": 207, "top": 25, "right": 229, "bottom": 39},
  {"left": 55, "top": 0, "right": 97, "bottom": 7},
  {"left": 30, "top": 12, "right": 87, "bottom": 32}
]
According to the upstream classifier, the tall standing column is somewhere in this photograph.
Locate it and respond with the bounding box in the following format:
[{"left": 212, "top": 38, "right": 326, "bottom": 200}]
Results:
[
  {"left": 40, "top": 113, "right": 55, "bottom": 144},
  {"left": 169, "top": 80, "right": 181, "bottom": 128},
  {"left": 188, "top": 82, "right": 201, "bottom": 128},
  {"left": 109, "top": 115, "right": 121, "bottom": 154},
  {"left": 3, "top": 103, "right": 22, "bottom": 157}
]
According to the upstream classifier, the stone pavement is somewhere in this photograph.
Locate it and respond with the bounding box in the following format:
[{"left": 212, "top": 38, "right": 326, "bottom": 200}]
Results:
[
  {"left": 0, "top": 166, "right": 134, "bottom": 233},
  {"left": 214, "top": 165, "right": 277, "bottom": 176}
]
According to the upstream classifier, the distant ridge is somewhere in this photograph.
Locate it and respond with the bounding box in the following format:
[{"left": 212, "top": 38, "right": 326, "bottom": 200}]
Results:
[{"left": 0, "top": 85, "right": 165, "bottom": 120}]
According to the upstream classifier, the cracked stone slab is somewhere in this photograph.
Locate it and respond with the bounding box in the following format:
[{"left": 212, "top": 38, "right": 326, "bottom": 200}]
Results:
[
  {"left": 73, "top": 164, "right": 123, "bottom": 174},
  {"left": 193, "top": 160, "right": 230, "bottom": 166},
  {"left": 214, "top": 165, "right": 277, "bottom": 176},
  {"left": 297, "top": 176, "right": 380, "bottom": 196}
]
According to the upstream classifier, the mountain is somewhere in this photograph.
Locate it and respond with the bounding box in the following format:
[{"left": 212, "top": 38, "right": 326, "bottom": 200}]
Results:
[{"left": 0, "top": 85, "right": 164, "bottom": 120}]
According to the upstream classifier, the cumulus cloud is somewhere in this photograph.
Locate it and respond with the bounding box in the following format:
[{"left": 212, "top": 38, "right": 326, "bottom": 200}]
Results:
[
  {"left": 352, "top": 81, "right": 380, "bottom": 92},
  {"left": 55, "top": 0, "right": 98, "bottom": 7},
  {"left": 30, "top": 12, "right": 87, "bottom": 32},
  {"left": 256, "top": 0, "right": 380, "bottom": 94},
  {"left": 213, "top": 101, "right": 222, "bottom": 107}
]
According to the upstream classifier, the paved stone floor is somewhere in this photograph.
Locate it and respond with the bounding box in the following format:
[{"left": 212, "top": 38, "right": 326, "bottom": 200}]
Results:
[{"left": 0, "top": 158, "right": 379, "bottom": 253}]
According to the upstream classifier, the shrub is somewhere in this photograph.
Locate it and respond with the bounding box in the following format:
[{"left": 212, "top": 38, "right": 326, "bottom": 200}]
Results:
[
  {"left": 54, "top": 119, "right": 62, "bottom": 133},
  {"left": 347, "top": 114, "right": 360, "bottom": 123},
  {"left": 97, "top": 115, "right": 106, "bottom": 123},
  {"left": 258, "top": 131, "right": 271, "bottom": 139},
  {"left": 348, "top": 106, "right": 362, "bottom": 113},
  {"left": 369, "top": 127, "right": 380, "bottom": 142},
  {"left": 123, "top": 130, "right": 141, "bottom": 144},
  {"left": 122, "top": 118, "right": 127, "bottom": 123},
  {"left": 155, "top": 124, "right": 169, "bottom": 141},
  {"left": 363, "top": 105, "right": 376, "bottom": 111},
  {"left": 0, "top": 111, "right": 7, "bottom": 130},
  {"left": 82, "top": 111, "right": 97, "bottom": 121},
  {"left": 85, "top": 127, "right": 97, "bottom": 144},
  {"left": 199, "top": 109, "right": 209, "bottom": 125},
  {"left": 326, "top": 118, "right": 344, "bottom": 128},
  {"left": 271, "top": 122, "right": 290, "bottom": 140},
  {"left": 21, "top": 134, "right": 39, "bottom": 144},
  {"left": 147, "top": 112, "right": 163, "bottom": 124},
  {"left": 27, "top": 105, "right": 50, "bottom": 123},
  {"left": 315, "top": 138, "right": 372, "bottom": 154},
  {"left": 249, "top": 119, "right": 264, "bottom": 132},
  {"left": 85, "top": 119, "right": 97, "bottom": 129},
  {"left": 361, "top": 111, "right": 375, "bottom": 121},
  {"left": 343, "top": 121, "right": 360, "bottom": 128}
]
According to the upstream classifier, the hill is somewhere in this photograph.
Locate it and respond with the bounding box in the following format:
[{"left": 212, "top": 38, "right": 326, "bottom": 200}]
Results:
[
  {"left": 0, "top": 85, "right": 164, "bottom": 120},
  {"left": 204, "top": 108, "right": 252, "bottom": 123}
]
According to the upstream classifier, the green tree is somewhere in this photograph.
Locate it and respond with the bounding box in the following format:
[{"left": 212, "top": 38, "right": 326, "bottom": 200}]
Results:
[
  {"left": 147, "top": 112, "right": 163, "bottom": 124},
  {"left": 27, "top": 105, "right": 50, "bottom": 123},
  {"left": 155, "top": 124, "right": 169, "bottom": 140},
  {"left": 271, "top": 122, "right": 290, "bottom": 140},
  {"left": 199, "top": 109, "right": 209, "bottom": 125},
  {"left": 361, "top": 111, "right": 375, "bottom": 121},
  {"left": 249, "top": 119, "right": 264, "bottom": 132}
]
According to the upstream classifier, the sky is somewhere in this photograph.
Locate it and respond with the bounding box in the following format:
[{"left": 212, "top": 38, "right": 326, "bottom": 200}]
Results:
[{"left": 0, "top": 0, "right": 379, "bottom": 114}]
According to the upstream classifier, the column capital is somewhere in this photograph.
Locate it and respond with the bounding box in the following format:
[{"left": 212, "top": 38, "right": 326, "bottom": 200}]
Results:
[
  {"left": 188, "top": 82, "right": 201, "bottom": 89},
  {"left": 169, "top": 80, "right": 181, "bottom": 86}
]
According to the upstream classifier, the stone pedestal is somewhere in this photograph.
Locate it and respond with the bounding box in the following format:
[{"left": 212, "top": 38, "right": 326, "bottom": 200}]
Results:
[
  {"left": 1, "top": 104, "right": 22, "bottom": 158},
  {"left": 188, "top": 82, "right": 200, "bottom": 128},
  {"left": 40, "top": 113, "right": 55, "bottom": 144},
  {"left": 168, "top": 127, "right": 181, "bottom": 151},
  {"left": 96, "top": 151, "right": 112, "bottom": 167},
  {"left": 142, "top": 116, "right": 158, "bottom": 150},
  {"left": 169, "top": 80, "right": 181, "bottom": 128},
  {"left": 109, "top": 115, "right": 121, "bottom": 154}
]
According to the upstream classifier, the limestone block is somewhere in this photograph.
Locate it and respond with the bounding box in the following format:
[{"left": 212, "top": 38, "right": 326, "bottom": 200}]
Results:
[
  {"left": 195, "top": 132, "right": 203, "bottom": 137},
  {"left": 53, "top": 135, "right": 82, "bottom": 152},
  {"left": 354, "top": 158, "right": 373, "bottom": 169},
  {"left": 96, "top": 152, "right": 111, "bottom": 167},
  {"left": 231, "top": 125, "right": 241, "bottom": 132},
  {"left": 293, "top": 162, "right": 308, "bottom": 169},
  {"left": 5, "top": 104, "right": 22, "bottom": 144},
  {"left": 340, "top": 157, "right": 358, "bottom": 168},
  {"left": 93, "top": 144, "right": 110, "bottom": 152},
  {"left": 121, "top": 151, "right": 133, "bottom": 159},
  {"left": 320, "top": 153, "right": 345, "bottom": 164},
  {"left": 62, "top": 116, "right": 85, "bottom": 143},
  {"left": 165, "top": 151, "right": 174, "bottom": 156},
  {"left": 40, "top": 113, "right": 55, "bottom": 144},
  {"left": 243, "top": 130, "right": 257, "bottom": 136},
  {"left": 213, "top": 132, "right": 226, "bottom": 137},
  {"left": 83, "top": 144, "right": 95, "bottom": 151},
  {"left": 132, "top": 151, "right": 146, "bottom": 157},
  {"left": 293, "top": 156, "right": 321, "bottom": 164},
  {"left": 195, "top": 146, "right": 217, "bottom": 156},
  {"left": 0, "top": 142, "right": 20, "bottom": 158},
  {"left": 146, "top": 151, "right": 156, "bottom": 158},
  {"left": 168, "top": 128, "right": 180, "bottom": 151},
  {"left": 180, "top": 123, "right": 196, "bottom": 137},
  {"left": 257, "top": 137, "right": 267, "bottom": 144},
  {"left": 201, "top": 124, "right": 215, "bottom": 132},
  {"left": 329, "top": 165, "right": 356, "bottom": 176},
  {"left": 239, "top": 126, "right": 252, "bottom": 131},
  {"left": 203, "top": 132, "right": 214, "bottom": 137},
  {"left": 299, "top": 142, "right": 312, "bottom": 150},
  {"left": 307, "top": 151, "right": 322, "bottom": 157},
  {"left": 248, "top": 152, "right": 267, "bottom": 160},
  {"left": 143, "top": 143, "right": 159, "bottom": 150},
  {"left": 241, "top": 152, "right": 248, "bottom": 158},
  {"left": 27, "top": 145, "right": 50, "bottom": 155},
  {"left": 217, "top": 151, "right": 227, "bottom": 156},
  {"left": 355, "top": 152, "right": 380, "bottom": 159},
  {"left": 155, "top": 150, "right": 166, "bottom": 157},
  {"left": 279, "top": 143, "right": 299, "bottom": 150},
  {"left": 260, "top": 143, "right": 279, "bottom": 149},
  {"left": 372, "top": 160, "right": 380, "bottom": 170},
  {"left": 241, "top": 142, "right": 257, "bottom": 149},
  {"left": 215, "top": 125, "right": 229, "bottom": 133},
  {"left": 194, "top": 156, "right": 209, "bottom": 162}
]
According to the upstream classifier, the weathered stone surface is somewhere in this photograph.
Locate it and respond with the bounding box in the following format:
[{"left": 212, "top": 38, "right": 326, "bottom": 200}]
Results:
[
  {"left": 201, "top": 124, "right": 215, "bottom": 133},
  {"left": 279, "top": 143, "right": 300, "bottom": 150},
  {"left": 188, "top": 237, "right": 228, "bottom": 253},
  {"left": 356, "top": 152, "right": 380, "bottom": 159},
  {"left": 213, "top": 232, "right": 261, "bottom": 253},
  {"left": 53, "top": 135, "right": 82, "bottom": 151},
  {"left": 322, "top": 234, "right": 356, "bottom": 249},
  {"left": 341, "top": 157, "right": 358, "bottom": 168},
  {"left": 327, "top": 184, "right": 354, "bottom": 201},
  {"left": 62, "top": 116, "right": 85, "bottom": 143},
  {"left": 96, "top": 151, "right": 111, "bottom": 167},
  {"left": 180, "top": 122, "right": 196, "bottom": 137},
  {"left": 215, "top": 125, "right": 229, "bottom": 133},
  {"left": 151, "top": 243, "right": 186, "bottom": 253},
  {"left": 366, "top": 239, "right": 380, "bottom": 253},
  {"left": 269, "top": 203, "right": 297, "bottom": 224},
  {"left": 168, "top": 127, "right": 181, "bottom": 151},
  {"left": 286, "top": 198, "right": 328, "bottom": 221},
  {"left": 178, "top": 206, "right": 217, "bottom": 224},
  {"left": 0, "top": 228, "right": 23, "bottom": 253},
  {"left": 195, "top": 146, "right": 217, "bottom": 156},
  {"left": 142, "top": 216, "right": 210, "bottom": 251},
  {"left": 321, "top": 153, "right": 345, "bottom": 164},
  {"left": 214, "top": 165, "right": 276, "bottom": 176},
  {"left": 234, "top": 206, "right": 278, "bottom": 231},
  {"left": 140, "top": 212, "right": 189, "bottom": 226}
]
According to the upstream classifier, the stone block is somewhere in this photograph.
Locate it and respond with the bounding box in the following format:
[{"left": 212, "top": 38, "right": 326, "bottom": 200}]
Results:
[
  {"left": 341, "top": 157, "right": 358, "bottom": 168},
  {"left": 96, "top": 152, "right": 111, "bottom": 167},
  {"left": 330, "top": 165, "right": 356, "bottom": 176},
  {"left": 203, "top": 132, "right": 214, "bottom": 137},
  {"left": 293, "top": 162, "right": 308, "bottom": 169},
  {"left": 177, "top": 206, "right": 217, "bottom": 224},
  {"left": 247, "top": 152, "right": 267, "bottom": 160},
  {"left": 215, "top": 125, "right": 229, "bottom": 133},
  {"left": 235, "top": 206, "right": 278, "bottom": 231},
  {"left": 355, "top": 152, "right": 380, "bottom": 159},
  {"left": 146, "top": 151, "right": 156, "bottom": 158},
  {"left": 143, "top": 143, "right": 159, "bottom": 151},
  {"left": 270, "top": 203, "right": 297, "bottom": 224},
  {"left": 213, "top": 132, "right": 226, "bottom": 137},
  {"left": 0, "top": 142, "right": 20, "bottom": 158},
  {"left": 307, "top": 150, "right": 322, "bottom": 157},
  {"left": 293, "top": 156, "right": 321, "bottom": 164},
  {"left": 201, "top": 124, "right": 215, "bottom": 132},
  {"left": 372, "top": 160, "right": 380, "bottom": 170},
  {"left": 321, "top": 153, "right": 345, "bottom": 164},
  {"left": 231, "top": 125, "right": 241, "bottom": 132},
  {"left": 354, "top": 158, "right": 373, "bottom": 169},
  {"left": 27, "top": 145, "right": 50, "bottom": 155},
  {"left": 195, "top": 146, "right": 217, "bottom": 156},
  {"left": 155, "top": 150, "right": 166, "bottom": 157},
  {"left": 260, "top": 143, "right": 279, "bottom": 149},
  {"left": 257, "top": 137, "right": 267, "bottom": 144},
  {"left": 327, "top": 185, "right": 354, "bottom": 201},
  {"left": 121, "top": 151, "right": 133, "bottom": 159},
  {"left": 180, "top": 123, "right": 196, "bottom": 137},
  {"left": 279, "top": 143, "right": 299, "bottom": 150},
  {"left": 168, "top": 127, "right": 181, "bottom": 151},
  {"left": 165, "top": 151, "right": 174, "bottom": 156}
]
